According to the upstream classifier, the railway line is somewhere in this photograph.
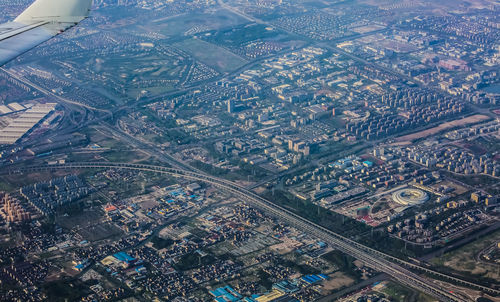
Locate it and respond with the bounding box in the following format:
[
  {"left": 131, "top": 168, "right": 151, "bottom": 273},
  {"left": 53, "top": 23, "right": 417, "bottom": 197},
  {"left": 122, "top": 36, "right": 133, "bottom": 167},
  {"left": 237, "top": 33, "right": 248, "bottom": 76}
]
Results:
[{"left": 4, "top": 161, "right": 500, "bottom": 301}]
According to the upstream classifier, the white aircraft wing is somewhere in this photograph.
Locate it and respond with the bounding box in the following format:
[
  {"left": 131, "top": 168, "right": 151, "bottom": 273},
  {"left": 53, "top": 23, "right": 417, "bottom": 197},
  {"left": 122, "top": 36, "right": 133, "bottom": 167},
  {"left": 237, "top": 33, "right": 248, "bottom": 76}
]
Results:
[{"left": 0, "top": 0, "right": 92, "bottom": 66}]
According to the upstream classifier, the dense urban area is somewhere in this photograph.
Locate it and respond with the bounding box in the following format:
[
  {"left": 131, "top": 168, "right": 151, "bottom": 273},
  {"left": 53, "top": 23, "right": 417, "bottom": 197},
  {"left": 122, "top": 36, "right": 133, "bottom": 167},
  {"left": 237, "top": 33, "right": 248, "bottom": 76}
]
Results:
[{"left": 0, "top": 0, "right": 499, "bottom": 301}]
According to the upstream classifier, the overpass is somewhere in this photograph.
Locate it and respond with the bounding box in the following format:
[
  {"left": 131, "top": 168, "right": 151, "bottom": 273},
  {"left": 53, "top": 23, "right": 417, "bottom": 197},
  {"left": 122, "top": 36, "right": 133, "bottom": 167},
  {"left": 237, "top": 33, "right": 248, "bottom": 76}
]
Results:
[{"left": 4, "top": 162, "right": 500, "bottom": 301}]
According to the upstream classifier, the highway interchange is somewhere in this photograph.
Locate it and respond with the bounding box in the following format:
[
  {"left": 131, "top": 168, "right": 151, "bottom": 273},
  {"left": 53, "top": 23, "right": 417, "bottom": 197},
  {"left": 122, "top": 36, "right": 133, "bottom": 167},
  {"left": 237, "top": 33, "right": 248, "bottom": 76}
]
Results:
[
  {"left": 1, "top": 84, "right": 497, "bottom": 301},
  {"left": 1, "top": 2, "right": 499, "bottom": 300}
]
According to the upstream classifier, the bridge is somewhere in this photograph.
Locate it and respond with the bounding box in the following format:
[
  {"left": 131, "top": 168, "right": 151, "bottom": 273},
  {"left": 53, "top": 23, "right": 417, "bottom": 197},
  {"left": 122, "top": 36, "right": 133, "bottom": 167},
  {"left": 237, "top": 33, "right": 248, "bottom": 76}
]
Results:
[{"left": 4, "top": 161, "right": 500, "bottom": 301}]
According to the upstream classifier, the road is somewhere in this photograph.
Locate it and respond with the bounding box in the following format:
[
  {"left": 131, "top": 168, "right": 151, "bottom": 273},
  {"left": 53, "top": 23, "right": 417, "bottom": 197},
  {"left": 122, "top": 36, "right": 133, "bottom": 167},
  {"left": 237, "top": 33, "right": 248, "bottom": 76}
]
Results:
[
  {"left": 1, "top": 2, "right": 497, "bottom": 300},
  {"left": 0, "top": 67, "right": 110, "bottom": 113},
  {"left": 476, "top": 241, "right": 500, "bottom": 268},
  {"left": 316, "top": 273, "right": 388, "bottom": 302},
  {"left": 419, "top": 220, "right": 500, "bottom": 262},
  {"left": 4, "top": 162, "right": 500, "bottom": 302},
  {"left": 217, "top": 0, "right": 263, "bottom": 24},
  {"left": 1, "top": 49, "right": 492, "bottom": 302}
]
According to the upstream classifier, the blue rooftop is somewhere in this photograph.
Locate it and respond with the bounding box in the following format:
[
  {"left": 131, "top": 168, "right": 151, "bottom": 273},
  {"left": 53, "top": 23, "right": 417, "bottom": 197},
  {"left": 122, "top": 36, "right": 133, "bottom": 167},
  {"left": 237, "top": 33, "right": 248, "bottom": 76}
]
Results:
[
  {"left": 209, "top": 285, "right": 242, "bottom": 301},
  {"left": 113, "top": 252, "right": 135, "bottom": 263},
  {"left": 301, "top": 274, "right": 324, "bottom": 284}
]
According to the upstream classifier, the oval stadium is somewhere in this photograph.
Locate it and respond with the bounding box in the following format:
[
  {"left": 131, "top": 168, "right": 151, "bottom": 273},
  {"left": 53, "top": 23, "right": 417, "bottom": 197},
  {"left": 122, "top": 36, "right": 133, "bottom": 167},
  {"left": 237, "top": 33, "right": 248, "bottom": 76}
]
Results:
[{"left": 392, "top": 188, "right": 429, "bottom": 206}]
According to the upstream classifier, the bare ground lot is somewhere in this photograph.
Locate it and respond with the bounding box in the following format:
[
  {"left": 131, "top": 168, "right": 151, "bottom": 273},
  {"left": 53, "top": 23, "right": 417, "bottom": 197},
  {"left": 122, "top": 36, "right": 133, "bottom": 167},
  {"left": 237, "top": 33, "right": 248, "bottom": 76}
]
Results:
[
  {"left": 78, "top": 223, "right": 123, "bottom": 242},
  {"left": 58, "top": 209, "right": 102, "bottom": 230},
  {"left": 396, "top": 114, "right": 490, "bottom": 142},
  {"left": 322, "top": 271, "right": 355, "bottom": 291}
]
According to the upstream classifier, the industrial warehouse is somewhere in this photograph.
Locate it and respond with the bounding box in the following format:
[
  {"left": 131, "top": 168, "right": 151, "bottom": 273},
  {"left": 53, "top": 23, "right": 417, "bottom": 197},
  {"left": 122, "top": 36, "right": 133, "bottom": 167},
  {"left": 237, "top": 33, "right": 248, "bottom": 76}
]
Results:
[
  {"left": 0, "top": 102, "right": 25, "bottom": 115},
  {"left": 0, "top": 0, "right": 499, "bottom": 300},
  {"left": 0, "top": 103, "right": 57, "bottom": 145}
]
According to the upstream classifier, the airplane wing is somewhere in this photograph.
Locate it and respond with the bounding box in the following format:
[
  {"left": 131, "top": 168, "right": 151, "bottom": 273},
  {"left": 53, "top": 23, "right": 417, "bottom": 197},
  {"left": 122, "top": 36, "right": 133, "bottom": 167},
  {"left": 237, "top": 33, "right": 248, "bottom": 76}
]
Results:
[{"left": 0, "top": 0, "right": 92, "bottom": 66}]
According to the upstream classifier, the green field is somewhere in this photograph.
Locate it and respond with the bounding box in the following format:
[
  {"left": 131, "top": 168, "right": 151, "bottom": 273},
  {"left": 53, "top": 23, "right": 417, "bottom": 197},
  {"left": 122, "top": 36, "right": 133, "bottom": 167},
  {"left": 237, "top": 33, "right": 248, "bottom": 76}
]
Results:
[
  {"left": 0, "top": 180, "right": 15, "bottom": 192},
  {"left": 431, "top": 229, "right": 500, "bottom": 282},
  {"left": 150, "top": 10, "right": 249, "bottom": 37},
  {"left": 380, "top": 281, "right": 435, "bottom": 302},
  {"left": 203, "top": 23, "right": 280, "bottom": 46},
  {"left": 61, "top": 46, "right": 189, "bottom": 101},
  {"left": 174, "top": 38, "right": 248, "bottom": 73}
]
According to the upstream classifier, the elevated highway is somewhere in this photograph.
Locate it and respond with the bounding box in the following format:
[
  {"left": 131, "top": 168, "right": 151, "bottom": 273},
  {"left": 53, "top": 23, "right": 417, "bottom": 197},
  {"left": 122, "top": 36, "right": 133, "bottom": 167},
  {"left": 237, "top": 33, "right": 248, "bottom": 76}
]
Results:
[{"left": 4, "top": 162, "right": 500, "bottom": 301}]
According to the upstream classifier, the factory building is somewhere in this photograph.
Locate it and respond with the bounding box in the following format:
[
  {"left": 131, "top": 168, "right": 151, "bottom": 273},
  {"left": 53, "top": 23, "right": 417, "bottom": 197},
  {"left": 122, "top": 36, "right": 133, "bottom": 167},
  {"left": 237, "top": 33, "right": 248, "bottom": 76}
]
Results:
[{"left": 0, "top": 103, "right": 56, "bottom": 144}]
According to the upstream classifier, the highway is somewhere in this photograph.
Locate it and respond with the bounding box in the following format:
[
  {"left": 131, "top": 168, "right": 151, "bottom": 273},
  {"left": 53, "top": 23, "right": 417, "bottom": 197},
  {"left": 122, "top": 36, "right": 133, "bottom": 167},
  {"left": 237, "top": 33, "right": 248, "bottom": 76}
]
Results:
[
  {"left": 4, "top": 162, "right": 500, "bottom": 302},
  {"left": 0, "top": 2, "right": 496, "bottom": 300},
  {"left": 0, "top": 67, "right": 110, "bottom": 113}
]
